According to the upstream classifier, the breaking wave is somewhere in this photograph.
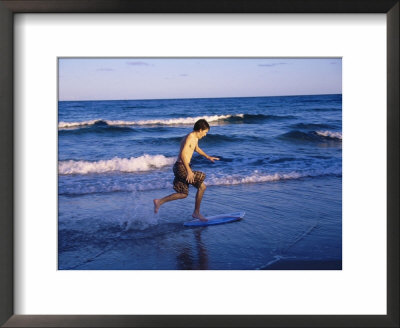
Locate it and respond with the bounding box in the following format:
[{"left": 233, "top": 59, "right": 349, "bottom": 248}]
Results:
[
  {"left": 58, "top": 113, "right": 295, "bottom": 130},
  {"left": 58, "top": 115, "right": 243, "bottom": 129},
  {"left": 315, "top": 130, "right": 342, "bottom": 140},
  {"left": 206, "top": 170, "right": 341, "bottom": 186},
  {"left": 59, "top": 155, "right": 176, "bottom": 175},
  {"left": 280, "top": 130, "right": 342, "bottom": 142}
]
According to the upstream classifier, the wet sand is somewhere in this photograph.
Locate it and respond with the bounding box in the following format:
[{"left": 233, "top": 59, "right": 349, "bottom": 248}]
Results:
[{"left": 58, "top": 175, "right": 342, "bottom": 270}]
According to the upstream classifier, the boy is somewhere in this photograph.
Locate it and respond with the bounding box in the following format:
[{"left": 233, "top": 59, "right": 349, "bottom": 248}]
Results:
[{"left": 153, "top": 119, "right": 219, "bottom": 221}]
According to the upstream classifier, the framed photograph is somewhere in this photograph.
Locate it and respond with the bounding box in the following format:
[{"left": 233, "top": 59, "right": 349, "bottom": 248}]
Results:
[
  {"left": 1, "top": 1, "right": 398, "bottom": 327},
  {"left": 57, "top": 57, "right": 342, "bottom": 271}
]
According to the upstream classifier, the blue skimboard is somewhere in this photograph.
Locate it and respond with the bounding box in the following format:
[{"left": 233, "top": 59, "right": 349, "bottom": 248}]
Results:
[{"left": 183, "top": 211, "right": 245, "bottom": 227}]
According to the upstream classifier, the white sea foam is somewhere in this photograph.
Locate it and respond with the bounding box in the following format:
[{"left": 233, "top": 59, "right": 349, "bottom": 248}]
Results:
[
  {"left": 58, "top": 119, "right": 102, "bottom": 129},
  {"left": 59, "top": 167, "right": 341, "bottom": 195},
  {"left": 206, "top": 171, "right": 304, "bottom": 186},
  {"left": 58, "top": 114, "right": 244, "bottom": 129},
  {"left": 316, "top": 130, "right": 342, "bottom": 139},
  {"left": 59, "top": 155, "right": 176, "bottom": 175}
]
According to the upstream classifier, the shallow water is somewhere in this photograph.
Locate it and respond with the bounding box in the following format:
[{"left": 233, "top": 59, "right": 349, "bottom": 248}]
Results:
[{"left": 58, "top": 176, "right": 341, "bottom": 270}]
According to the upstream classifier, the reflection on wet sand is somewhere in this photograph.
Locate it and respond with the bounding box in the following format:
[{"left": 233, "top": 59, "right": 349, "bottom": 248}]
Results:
[{"left": 177, "top": 228, "right": 208, "bottom": 270}]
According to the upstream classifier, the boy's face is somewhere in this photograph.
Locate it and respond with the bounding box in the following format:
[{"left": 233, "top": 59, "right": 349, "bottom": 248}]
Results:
[{"left": 198, "top": 129, "right": 209, "bottom": 139}]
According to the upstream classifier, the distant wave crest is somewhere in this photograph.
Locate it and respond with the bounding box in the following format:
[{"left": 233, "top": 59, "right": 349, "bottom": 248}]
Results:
[
  {"left": 58, "top": 113, "right": 295, "bottom": 130},
  {"left": 280, "top": 130, "right": 342, "bottom": 142},
  {"left": 59, "top": 155, "right": 176, "bottom": 175},
  {"left": 315, "top": 130, "right": 342, "bottom": 140},
  {"left": 59, "top": 114, "right": 244, "bottom": 129}
]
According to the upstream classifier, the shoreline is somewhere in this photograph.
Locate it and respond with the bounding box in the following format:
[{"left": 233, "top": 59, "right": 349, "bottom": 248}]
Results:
[{"left": 260, "top": 259, "right": 342, "bottom": 270}]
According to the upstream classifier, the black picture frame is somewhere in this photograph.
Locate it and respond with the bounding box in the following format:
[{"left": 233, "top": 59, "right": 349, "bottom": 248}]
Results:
[{"left": 0, "top": 1, "right": 398, "bottom": 327}]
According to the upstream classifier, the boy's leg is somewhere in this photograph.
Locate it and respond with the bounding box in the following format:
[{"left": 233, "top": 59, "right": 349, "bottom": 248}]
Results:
[
  {"left": 192, "top": 183, "right": 207, "bottom": 221},
  {"left": 154, "top": 193, "right": 187, "bottom": 213},
  {"left": 154, "top": 168, "right": 189, "bottom": 214}
]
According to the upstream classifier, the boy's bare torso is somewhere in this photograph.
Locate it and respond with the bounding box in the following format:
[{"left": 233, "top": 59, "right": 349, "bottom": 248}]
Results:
[{"left": 177, "top": 132, "right": 198, "bottom": 164}]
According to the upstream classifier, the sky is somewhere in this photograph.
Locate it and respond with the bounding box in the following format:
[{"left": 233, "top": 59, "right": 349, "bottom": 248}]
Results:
[{"left": 58, "top": 58, "right": 342, "bottom": 101}]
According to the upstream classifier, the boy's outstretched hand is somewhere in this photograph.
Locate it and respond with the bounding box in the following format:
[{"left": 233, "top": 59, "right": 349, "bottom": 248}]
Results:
[{"left": 207, "top": 156, "right": 220, "bottom": 163}]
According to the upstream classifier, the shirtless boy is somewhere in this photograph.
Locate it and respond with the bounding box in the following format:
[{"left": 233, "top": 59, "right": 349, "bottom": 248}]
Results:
[{"left": 153, "top": 119, "right": 219, "bottom": 221}]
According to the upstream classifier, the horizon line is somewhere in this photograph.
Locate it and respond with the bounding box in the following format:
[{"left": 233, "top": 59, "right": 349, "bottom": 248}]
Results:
[{"left": 59, "top": 92, "right": 342, "bottom": 102}]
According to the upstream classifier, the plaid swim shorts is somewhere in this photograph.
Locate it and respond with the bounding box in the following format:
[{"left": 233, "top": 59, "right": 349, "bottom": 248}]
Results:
[{"left": 173, "top": 161, "right": 206, "bottom": 195}]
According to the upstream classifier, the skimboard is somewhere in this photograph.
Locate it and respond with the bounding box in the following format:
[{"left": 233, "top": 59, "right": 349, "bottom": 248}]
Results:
[{"left": 183, "top": 211, "right": 245, "bottom": 227}]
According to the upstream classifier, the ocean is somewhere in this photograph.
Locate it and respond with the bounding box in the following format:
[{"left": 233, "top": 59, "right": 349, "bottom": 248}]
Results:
[{"left": 58, "top": 94, "right": 342, "bottom": 270}]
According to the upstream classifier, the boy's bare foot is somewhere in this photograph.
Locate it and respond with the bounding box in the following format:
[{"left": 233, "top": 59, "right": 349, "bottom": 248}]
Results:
[
  {"left": 192, "top": 211, "right": 208, "bottom": 222},
  {"left": 153, "top": 199, "right": 161, "bottom": 213}
]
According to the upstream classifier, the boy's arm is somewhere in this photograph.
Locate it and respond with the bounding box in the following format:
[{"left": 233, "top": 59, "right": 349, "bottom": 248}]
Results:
[{"left": 195, "top": 145, "right": 220, "bottom": 163}]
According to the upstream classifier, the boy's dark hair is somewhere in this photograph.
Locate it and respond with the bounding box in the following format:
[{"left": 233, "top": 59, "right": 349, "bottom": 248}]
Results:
[{"left": 193, "top": 119, "right": 210, "bottom": 132}]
